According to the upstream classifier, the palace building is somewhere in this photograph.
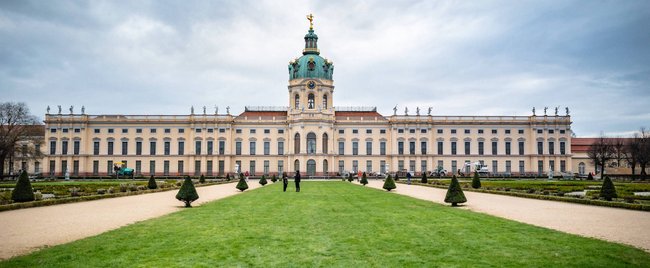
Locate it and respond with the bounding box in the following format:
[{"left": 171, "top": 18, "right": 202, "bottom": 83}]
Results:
[{"left": 40, "top": 18, "right": 574, "bottom": 178}]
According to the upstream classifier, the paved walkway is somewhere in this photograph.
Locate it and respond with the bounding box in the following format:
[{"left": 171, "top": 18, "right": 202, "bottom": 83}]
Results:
[
  {"left": 363, "top": 180, "right": 650, "bottom": 252},
  {"left": 0, "top": 182, "right": 262, "bottom": 260}
]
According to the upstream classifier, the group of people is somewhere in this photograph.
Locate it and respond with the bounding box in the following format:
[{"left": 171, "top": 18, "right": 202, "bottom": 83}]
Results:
[{"left": 282, "top": 170, "right": 301, "bottom": 192}]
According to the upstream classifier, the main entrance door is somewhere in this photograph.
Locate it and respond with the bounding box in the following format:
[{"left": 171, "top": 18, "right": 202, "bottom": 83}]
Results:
[{"left": 307, "top": 159, "right": 316, "bottom": 176}]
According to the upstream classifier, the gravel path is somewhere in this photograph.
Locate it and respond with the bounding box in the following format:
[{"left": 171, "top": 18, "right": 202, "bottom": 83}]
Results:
[
  {"left": 0, "top": 182, "right": 262, "bottom": 260},
  {"left": 362, "top": 180, "right": 650, "bottom": 252}
]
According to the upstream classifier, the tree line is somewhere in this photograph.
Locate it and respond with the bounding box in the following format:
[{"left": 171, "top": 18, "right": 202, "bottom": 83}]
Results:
[{"left": 588, "top": 128, "right": 650, "bottom": 179}]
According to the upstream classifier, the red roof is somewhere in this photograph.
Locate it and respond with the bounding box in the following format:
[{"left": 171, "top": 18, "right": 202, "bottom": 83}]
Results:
[{"left": 571, "top": 138, "right": 631, "bottom": 153}]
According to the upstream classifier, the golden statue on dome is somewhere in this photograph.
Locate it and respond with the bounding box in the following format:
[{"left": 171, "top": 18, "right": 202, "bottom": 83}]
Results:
[{"left": 307, "top": 13, "right": 314, "bottom": 30}]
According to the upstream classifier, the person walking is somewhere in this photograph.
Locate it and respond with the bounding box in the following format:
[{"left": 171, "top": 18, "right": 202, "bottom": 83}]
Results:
[
  {"left": 295, "top": 170, "right": 301, "bottom": 192},
  {"left": 282, "top": 172, "right": 288, "bottom": 192},
  {"left": 406, "top": 172, "right": 412, "bottom": 185}
]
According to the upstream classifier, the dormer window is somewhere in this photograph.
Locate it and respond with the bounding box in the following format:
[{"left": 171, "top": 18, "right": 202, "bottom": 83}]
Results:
[
  {"left": 308, "top": 57, "right": 315, "bottom": 71},
  {"left": 308, "top": 94, "right": 315, "bottom": 109}
]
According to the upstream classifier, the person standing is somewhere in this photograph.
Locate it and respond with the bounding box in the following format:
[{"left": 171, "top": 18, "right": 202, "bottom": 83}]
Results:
[
  {"left": 282, "top": 172, "right": 288, "bottom": 192},
  {"left": 406, "top": 172, "right": 412, "bottom": 185},
  {"left": 295, "top": 170, "right": 301, "bottom": 192}
]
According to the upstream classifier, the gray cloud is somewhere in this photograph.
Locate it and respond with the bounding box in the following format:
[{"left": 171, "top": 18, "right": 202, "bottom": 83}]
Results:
[{"left": 1, "top": 0, "right": 648, "bottom": 137}]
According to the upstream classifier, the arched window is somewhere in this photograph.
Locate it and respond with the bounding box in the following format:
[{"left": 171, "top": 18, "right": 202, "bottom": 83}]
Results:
[
  {"left": 322, "top": 133, "right": 328, "bottom": 154},
  {"left": 307, "top": 132, "right": 316, "bottom": 154},
  {"left": 294, "top": 159, "right": 300, "bottom": 172},
  {"left": 307, "top": 159, "right": 316, "bottom": 176},
  {"left": 294, "top": 94, "right": 300, "bottom": 109},
  {"left": 323, "top": 159, "right": 328, "bottom": 175},
  {"left": 322, "top": 94, "right": 328, "bottom": 109},
  {"left": 578, "top": 162, "right": 586, "bottom": 175},
  {"left": 308, "top": 93, "right": 315, "bottom": 109},
  {"left": 294, "top": 133, "right": 301, "bottom": 154}
]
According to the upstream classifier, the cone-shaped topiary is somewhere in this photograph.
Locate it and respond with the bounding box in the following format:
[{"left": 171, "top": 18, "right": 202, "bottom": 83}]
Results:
[
  {"left": 360, "top": 172, "right": 368, "bottom": 186},
  {"left": 271, "top": 174, "right": 277, "bottom": 183},
  {"left": 587, "top": 173, "right": 594, "bottom": 180},
  {"left": 383, "top": 174, "right": 396, "bottom": 191},
  {"left": 421, "top": 172, "right": 428, "bottom": 183},
  {"left": 600, "top": 176, "right": 617, "bottom": 201},
  {"left": 199, "top": 174, "right": 205, "bottom": 184},
  {"left": 259, "top": 175, "right": 268, "bottom": 186},
  {"left": 444, "top": 175, "right": 467, "bottom": 207},
  {"left": 236, "top": 173, "right": 249, "bottom": 192},
  {"left": 175, "top": 176, "right": 199, "bottom": 207},
  {"left": 148, "top": 175, "right": 158, "bottom": 189},
  {"left": 348, "top": 173, "right": 354, "bottom": 182},
  {"left": 471, "top": 171, "right": 481, "bottom": 189},
  {"left": 12, "top": 170, "right": 34, "bottom": 203}
]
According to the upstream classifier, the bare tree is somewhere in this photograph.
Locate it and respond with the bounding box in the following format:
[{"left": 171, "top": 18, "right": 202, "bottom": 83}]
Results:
[
  {"left": 587, "top": 135, "right": 614, "bottom": 177},
  {"left": 626, "top": 137, "right": 640, "bottom": 176},
  {"left": 637, "top": 128, "right": 650, "bottom": 179},
  {"left": 0, "top": 102, "right": 41, "bottom": 178},
  {"left": 611, "top": 138, "right": 626, "bottom": 168}
]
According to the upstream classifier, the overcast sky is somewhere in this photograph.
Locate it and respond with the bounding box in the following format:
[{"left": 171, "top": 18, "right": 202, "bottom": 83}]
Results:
[{"left": 1, "top": 0, "right": 649, "bottom": 137}]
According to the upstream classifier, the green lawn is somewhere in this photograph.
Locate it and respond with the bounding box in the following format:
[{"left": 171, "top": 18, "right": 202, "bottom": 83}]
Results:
[{"left": 2, "top": 182, "right": 649, "bottom": 267}]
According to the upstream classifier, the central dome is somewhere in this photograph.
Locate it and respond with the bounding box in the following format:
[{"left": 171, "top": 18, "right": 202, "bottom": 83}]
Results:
[{"left": 288, "top": 27, "right": 333, "bottom": 80}]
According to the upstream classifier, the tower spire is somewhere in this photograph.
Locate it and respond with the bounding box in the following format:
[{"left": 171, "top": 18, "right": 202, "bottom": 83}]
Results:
[{"left": 303, "top": 13, "right": 319, "bottom": 55}]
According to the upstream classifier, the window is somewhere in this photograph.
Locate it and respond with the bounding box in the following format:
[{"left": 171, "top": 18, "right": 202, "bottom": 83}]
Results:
[
  {"left": 219, "top": 141, "right": 225, "bottom": 155},
  {"left": 338, "top": 141, "right": 344, "bottom": 155},
  {"left": 323, "top": 94, "right": 328, "bottom": 109},
  {"left": 560, "top": 142, "right": 566, "bottom": 155},
  {"left": 277, "top": 160, "right": 284, "bottom": 175},
  {"left": 366, "top": 129, "right": 372, "bottom": 134},
  {"left": 492, "top": 160, "right": 498, "bottom": 174},
  {"left": 219, "top": 128, "right": 226, "bottom": 133},
  {"left": 366, "top": 161, "right": 372, "bottom": 173},
  {"left": 178, "top": 141, "right": 184, "bottom": 155},
  {"left": 409, "top": 142, "right": 416, "bottom": 155},
  {"left": 49, "top": 160, "right": 55, "bottom": 176},
  {"left": 339, "top": 129, "right": 344, "bottom": 134},
  {"left": 491, "top": 129, "right": 497, "bottom": 134},
  {"left": 264, "top": 129, "right": 270, "bottom": 134},
  {"left": 108, "top": 128, "right": 114, "bottom": 134},
  {"left": 278, "top": 141, "right": 284, "bottom": 155},
  {"left": 478, "top": 129, "right": 484, "bottom": 134},
  {"left": 380, "top": 129, "right": 386, "bottom": 134},
  {"left": 178, "top": 160, "right": 184, "bottom": 175},
  {"left": 421, "top": 129, "right": 427, "bottom": 134},
  {"left": 505, "top": 161, "right": 511, "bottom": 174},
  {"left": 560, "top": 130, "right": 566, "bottom": 134},
  {"left": 106, "top": 160, "right": 112, "bottom": 175},
  {"left": 491, "top": 141, "right": 497, "bottom": 155},
  {"left": 338, "top": 160, "right": 344, "bottom": 175},
  {"left": 548, "top": 141, "right": 555, "bottom": 155},
  {"left": 352, "top": 129, "right": 358, "bottom": 134},
  {"left": 164, "top": 141, "right": 170, "bottom": 155},
  {"left": 93, "top": 161, "right": 99, "bottom": 176},
  {"left": 62, "top": 128, "right": 68, "bottom": 133},
  {"left": 196, "top": 141, "right": 202, "bottom": 155},
  {"left": 250, "top": 129, "right": 256, "bottom": 134},
  {"left": 538, "top": 160, "right": 544, "bottom": 176},
  {"left": 409, "top": 129, "right": 416, "bottom": 134},
  {"left": 519, "top": 141, "right": 525, "bottom": 155},
  {"left": 451, "top": 142, "right": 457, "bottom": 155},
  {"left": 421, "top": 141, "right": 427, "bottom": 155},
  {"left": 307, "top": 133, "right": 316, "bottom": 154},
  {"left": 207, "top": 141, "right": 213, "bottom": 155},
  {"left": 380, "top": 161, "right": 386, "bottom": 174},
  {"left": 264, "top": 160, "right": 270, "bottom": 175},
  {"left": 294, "top": 94, "right": 300, "bottom": 108},
  {"left": 421, "top": 160, "right": 427, "bottom": 173},
  {"left": 121, "top": 141, "right": 128, "bottom": 155},
  {"left": 398, "top": 129, "right": 404, "bottom": 134},
  {"left": 464, "top": 129, "right": 470, "bottom": 134},
  {"left": 236, "top": 141, "right": 242, "bottom": 155},
  {"left": 352, "top": 141, "right": 358, "bottom": 155},
  {"left": 150, "top": 160, "right": 156, "bottom": 176},
  {"left": 437, "top": 129, "right": 443, "bottom": 134},
  {"left": 380, "top": 141, "right": 386, "bottom": 155},
  {"left": 437, "top": 141, "right": 443, "bottom": 155},
  {"left": 61, "top": 141, "right": 68, "bottom": 155},
  {"left": 236, "top": 129, "right": 242, "bottom": 134},
  {"left": 264, "top": 141, "right": 270, "bottom": 155},
  {"left": 74, "top": 128, "right": 81, "bottom": 133},
  {"left": 478, "top": 142, "right": 484, "bottom": 155},
  {"left": 94, "top": 129, "right": 100, "bottom": 134},
  {"left": 278, "top": 129, "right": 284, "bottom": 134},
  {"left": 451, "top": 129, "right": 457, "bottom": 134},
  {"left": 73, "top": 141, "right": 80, "bottom": 155},
  {"left": 250, "top": 141, "right": 256, "bottom": 155},
  {"left": 537, "top": 142, "right": 543, "bottom": 155},
  {"left": 195, "top": 161, "right": 201, "bottom": 176},
  {"left": 136, "top": 141, "right": 142, "bottom": 155},
  {"left": 505, "top": 129, "right": 511, "bottom": 134},
  {"left": 560, "top": 160, "right": 566, "bottom": 172},
  {"left": 519, "top": 160, "right": 525, "bottom": 174},
  {"left": 122, "top": 128, "right": 128, "bottom": 133},
  {"left": 322, "top": 133, "right": 328, "bottom": 154},
  {"left": 537, "top": 129, "right": 543, "bottom": 134},
  {"left": 164, "top": 128, "right": 171, "bottom": 134},
  {"left": 398, "top": 141, "right": 404, "bottom": 155},
  {"left": 294, "top": 133, "right": 301, "bottom": 153},
  {"left": 409, "top": 160, "right": 416, "bottom": 173},
  {"left": 93, "top": 141, "right": 99, "bottom": 155},
  {"left": 208, "top": 128, "right": 214, "bottom": 133},
  {"left": 549, "top": 129, "right": 554, "bottom": 134},
  {"left": 178, "top": 129, "right": 185, "bottom": 133},
  {"left": 150, "top": 128, "right": 157, "bottom": 133},
  {"left": 149, "top": 141, "right": 156, "bottom": 155},
  {"left": 464, "top": 141, "right": 470, "bottom": 155},
  {"left": 307, "top": 93, "right": 315, "bottom": 109},
  {"left": 107, "top": 141, "right": 114, "bottom": 155},
  {"left": 352, "top": 160, "right": 358, "bottom": 173},
  {"left": 398, "top": 160, "right": 404, "bottom": 171},
  {"left": 518, "top": 129, "right": 524, "bottom": 134},
  {"left": 505, "top": 142, "right": 511, "bottom": 155},
  {"left": 206, "top": 160, "right": 213, "bottom": 176},
  {"left": 195, "top": 128, "right": 202, "bottom": 133},
  {"left": 366, "top": 141, "right": 372, "bottom": 155}
]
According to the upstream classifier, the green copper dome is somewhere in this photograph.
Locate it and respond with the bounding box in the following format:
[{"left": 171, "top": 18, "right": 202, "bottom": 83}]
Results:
[{"left": 288, "top": 28, "right": 334, "bottom": 80}]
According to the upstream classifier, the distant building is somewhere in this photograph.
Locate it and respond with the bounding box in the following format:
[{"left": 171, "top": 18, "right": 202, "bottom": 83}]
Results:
[{"left": 41, "top": 19, "right": 576, "bottom": 178}]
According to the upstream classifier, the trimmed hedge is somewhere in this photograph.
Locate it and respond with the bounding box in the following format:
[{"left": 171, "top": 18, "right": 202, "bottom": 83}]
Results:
[{"left": 405, "top": 181, "right": 650, "bottom": 212}]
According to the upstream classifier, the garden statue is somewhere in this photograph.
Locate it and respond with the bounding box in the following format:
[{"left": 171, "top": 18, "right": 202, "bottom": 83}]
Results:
[
  {"left": 555, "top": 106, "right": 558, "bottom": 116},
  {"left": 532, "top": 107, "right": 535, "bottom": 116},
  {"left": 416, "top": 107, "right": 420, "bottom": 116},
  {"left": 544, "top": 107, "right": 548, "bottom": 116},
  {"left": 57, "top": 105, "right": 61, "bottom": 114},
  {"left": 46, "top": 105, "right": 50, "bottom": 114},
  {"left": 81, "top": 106, "right": 85, "bottom": 114},
  {"left": 226, "top": 106, "right": 230, "bottom": 115},
  {"left": 404, "top": 106, "right": 409, "bottom": 116},
  {"left": 393, "top": 105, "right": 397, "bottom": 115},
  {"left": 203, "top": 106, "right": 206, "bottom": 115}
]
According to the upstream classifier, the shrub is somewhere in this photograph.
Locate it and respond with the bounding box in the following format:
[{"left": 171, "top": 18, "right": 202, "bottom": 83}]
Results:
[
  {"left": 471, "top": 171, "right": 481, "bottom": 189},
  {"left": 259, "top": 175, "right": 268, "bottom": 186},
  {"left": 383, "top": 175, "right": 396, "bottom": 191},
  {"left": 587, "top": 173, "right": 594, "bottom": 180},
  {"left": 444, "top": 176, "right": 467, "bottom": 207},
  {"left": 236, "top": 173, "right": 249, "bottom": 192},
  {"left": 527, "top": 189, "right": 535, "bottom": 194},
  {"left": 226, "top": 173, "right": 231, "bottom": 181},
  {"left": 119, "top": 184, "right": 128, "bottom": 192},
  {"left": 542, "top": 190, "right": 550, "bottom": 195},
  {"left": 107, "top": 187, "right": 115, "bottom": 194},
  {"left": 175, "top": 181, "right": 182, "bottom": 187},
  {"left": 421, "top": 172, "right": 428, "bottom": 184},
  {"left": 600, "top": 176, "right": 617, "bottom": 201},
  {"left": 271, "top": 175, "right": 277, "bottom": 183},
  {"left": 11, "top": 171, "right": 34, "bottom": 203},
  {"left": 148, "top": 175, "right": 158, "bottom": 189},
  {"left": 394, "top": 173, "right": 400, "bottom": 181},
  {"left": 199, "top": 174, "right": 206, "bottom": 184},
  {"left": 556, "top": 191, "right": 565, "bottom": 197},
  {"left": 137, "top": 185, "right": 146, "bottom": 191},
  {"left": 176, "top": 176, "right": 199, "bottom": 208},
  {"left": 97, "top": 189, "right": 106, "bottom": 195},
  {"left": 70, "top": 187, "right": 81, "bottom": 197},
  {"left": 348, "top": 173, "right": 354, "bottom": 182},
  {"left": 128, "top": 184, "right": 138, "bottom": 191},
  {"left": 360, "top": 172, "right": 368, "bottom": 186}
]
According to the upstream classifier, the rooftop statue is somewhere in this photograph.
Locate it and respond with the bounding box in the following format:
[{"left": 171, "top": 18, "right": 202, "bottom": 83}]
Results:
[
  {"left": 532, "top": 107, "right": 536, "bottom": 116},
  {"left": 393, "top": 105, "right": 397, "bottom": 115},
  {"left": 57, "top": 105, "right": 61, "bottom": 114},
  {"left": 46, "top": 105, "right": 50, "bottom": 114},
  {"left": 566, "top": 107, "right": 570, "bottom": 116},
  {"left": 307, "top": 13, "right": 314, "bottom": 30},
  {"left": 69, "top": 105, "right": 73, "bottom": 114},
  {"left": 428, "top": 107, "right": 432, "bottom": 115}
]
